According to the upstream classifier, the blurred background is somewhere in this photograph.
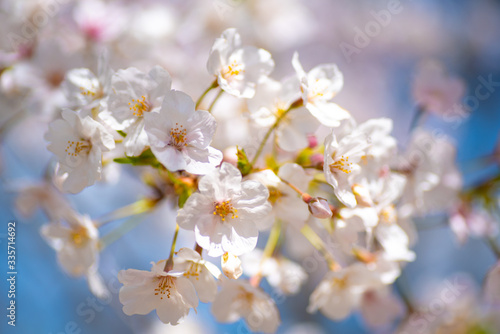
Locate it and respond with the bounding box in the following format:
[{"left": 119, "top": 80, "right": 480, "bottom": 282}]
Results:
[{"left": 1, "top": 0, "right": 500, "bottom": 333}]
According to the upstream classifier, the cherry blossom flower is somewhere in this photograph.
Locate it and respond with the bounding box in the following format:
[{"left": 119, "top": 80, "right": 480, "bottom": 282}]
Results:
[
  {"left": 118, "top": 260, "right": 198, "bottom": 325},
  {"left": 249, "top": 163, "right": 312, "bottom": 229},
  {"left": 211, "top": 279, "right": 280, "bottom": 333},
  {"left": 73, "top": 0, "right": 127, "bottom": 44},
  {"left": 449, "top": 202, "right": 497, "bottom": 244},
  {"left": 247, "top": 77, "right": 319, "bottom": 152},
  {"left": 360, "top": 287, "right": 402, "bottom": 327},
  {"left": 107, "top": 66, "right": 171, "bottom": 156},
  {"left": 292, "top": 52, "right": 351, "bottom": 127},
  {"left": 399, "top": 129, "right": 462, "bottom": 215},
  {"left": 412, "top": 60, "right": 466, "bottom": 116},
  {"left": 144, "top": 89, "right": 222, "bottom": 174},
  {"left": 242, "top": 249, "right": 307, "bottom": 295},
  {"left": 15, "top": 182, "right": 73, "bottom": 222},
  {"left": 177, "top": 162, "right": 272, "bottom": 257},
  {"left": 40, "top": 214, "right": 99, "bottom": 277},
  {"left": 172, "top": 248, "right": 219, "bottom": 303},
  {"left": 323, "top": 123, "right": 370, "bottom": 208},
  {"left": 207, "top": 28, "right": 274, "bottom": 98},
  {"left": 62, "top": 52, "right": 112, "bottom": 114},
  {"left": 307, "top": 263, "right": 382, "bottom": 321},
  {"left": 45, "top": 109, "right": 115, "bottom": 193}
]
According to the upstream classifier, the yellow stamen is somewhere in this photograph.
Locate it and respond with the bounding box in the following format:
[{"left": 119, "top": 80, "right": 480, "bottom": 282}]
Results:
[
  {"left": 154, "top": 276, "right": 175, "bottom": 300},
  {"left": 329, "top": 155, "right": 353, "bottom": 174},
  {"left": 169, "top": 123, "right": 188, "bottom": 149},
  {"left": 129, "top": 95, "right": 151, "bottom": 117},
  {"left": 213, "top": 200, "right": 238, "bottom": 221},
  {"left": 65, "top": 140, "right": 91, "bottom": 157},
  {"left": 221, "top": 60, "right": 245, "bottom": 79}
]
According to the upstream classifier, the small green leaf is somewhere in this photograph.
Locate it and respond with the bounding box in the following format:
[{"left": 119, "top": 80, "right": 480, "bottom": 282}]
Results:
[
  {"left": 113, "top": 149, "right": 161, "bottom": 168},
  {"left": 117, "top": 130, "right": 127, "bottom": 138},
  {"left": 236, "top": 146, "right": 252, "bottom": 176}
]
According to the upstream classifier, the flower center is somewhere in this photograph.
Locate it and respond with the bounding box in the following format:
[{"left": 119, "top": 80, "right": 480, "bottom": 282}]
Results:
[
  {"left": 213, "top": 200, "right": 238, "bottom": 221},
  {"left": 70, "top": 227, "right": 90, "bottom": 247},
  {"left": 329, "top": 155, "right": 353, "bottom": 174},
  {"left": 65, "top": 140, "right": 91, "bottom": 157},
  {"left": 332, "top": 276, "right": 348, "bottom": 289},
  {"left": 222, "top": 60, "right": 245, "bottom": 80},
  {"left": 236, "top": 287, "right": 255, "bottom": 304},
  {"left": 80, "top": 85, "right": 102, "bottom": 100},
  {"left": 128, "top": 95, "right": 151, "bottom": 117},
  {"left": 380, "top": 205, "right": 397, "bottom": 225},
  {"left": 268, "top": 187, "right": 284, "bottom": 204},
  {"left": 155, "top": 276, "right": 175, "bottom": 300},
  {"left": 169, "top": 123, "right": 188, "bottom": 150},
  {"left": 183, "top": 262, "right": 202, "bottom": 280},
  {"left": 307, "top": 79, "right": 329, "bottom": 102}
]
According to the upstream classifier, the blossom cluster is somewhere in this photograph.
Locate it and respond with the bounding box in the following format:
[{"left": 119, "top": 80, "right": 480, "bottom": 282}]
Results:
[{"left": 3, "top": 1, "right": 500, "bottom": 332}]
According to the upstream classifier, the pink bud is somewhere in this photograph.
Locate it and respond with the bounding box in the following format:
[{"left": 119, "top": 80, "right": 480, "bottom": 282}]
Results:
[
  {"left": 307, "top": 134, "right": 318, "bottom": 148},
  {"left": 308, "top": 197, "right": 333, "bottom": 219},
  {"left": 310, "top": 153, "right": 324, "bottom": 166}
]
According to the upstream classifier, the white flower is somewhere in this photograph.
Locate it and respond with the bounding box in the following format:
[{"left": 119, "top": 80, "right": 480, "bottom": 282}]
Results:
[
  {"left": 45, "top": 109, "right": 115, "bottom": 193},
  {"left": 172, "top": 248, "right": 219, "bottom": 303},
  {"left": 399, "top": 129, "right": 462, "bottom": 214},
  {"left": 211, "top": 279, "right": 280, "bottom": 333},
  {"left": 292, "top": 52, "right": 351, "bottom": 127},
  {"left": 360, "top": 286, "right": 402, "bottom": 327},
  {"left": 144, "top": 89, "right": 222, "bottom": 174},
  {"left": 107, "top": 66, "right": 171, "bottom": 156},
  {"left": 118, "top": 260, "right": 198, "bottom": 325},
  {"left": 221, "top": 252, "right": 243, "bottom": 280},
  {"left": 323, "top": 124, "right": 370, "bottom": 208},
  {"left": 242, "top": 249, "right": 307, "bottom": 295},
  {"left": 207, "top": 28, "right": 274, "bottom": 98},
  {"left": 247, "top": 77, "right": 319, "bottom": 152},
  {"left": 15, "top": 182, "right": 73, "bottom": 221},
  {"left": 73, "top": 0, "right": 127, "bottom": 43},
  {"left": 249, "top": 163, "right": 312, "bottom": 229},
  {"left": 336, "top": 165, "right": 415, "bottom": 262},
  {"left": 62, "top": 51, "right": 112, "bottom": 113},
  {"left": 412, "top": 60, "right": 466, "bottom": 116},
  {"left": 40, "top": 214, "right": 99, "bottom": 277},
  {"left": 177, "top": 162, "right": 272, "bottom": 257},
  {"left": 307, "top": 263, "right": 382, "bottom": 321}
]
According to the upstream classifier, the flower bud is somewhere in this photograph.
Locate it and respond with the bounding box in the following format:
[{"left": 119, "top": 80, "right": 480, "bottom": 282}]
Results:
[
  {"left": 222, "top": 252, "right": 242, "bottom": 279},
  {"left": 308, "top": 197, "right": 333, "bottom": 219}
]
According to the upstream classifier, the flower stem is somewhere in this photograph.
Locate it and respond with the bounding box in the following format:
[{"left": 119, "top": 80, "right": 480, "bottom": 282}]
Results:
[
  {"left": 95, "top": 198, "right": 157, "bottom": 227},
  {"left": 300, "top": 224, "right": 339, "bottom": 271},
  {"left": 279, "top": 177, "right": 304, "bottom": 195},
  {"left": 250, "top": 99, "right": 303, "bottom": 166},
  {"left": 165, "top": 224, "right": 180, "bottom": 272},
  {"left": 251, "top": 221, "right": 281, "bottom": 287},
  {"left": 98, "top": 214, "right": 147, "bottom": 250},
  {"left": 195, "top": 79, "right": 218, "bottom": 109},
  {"left": 208, "top": 89, "right": 223, "bottom": 113}
]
